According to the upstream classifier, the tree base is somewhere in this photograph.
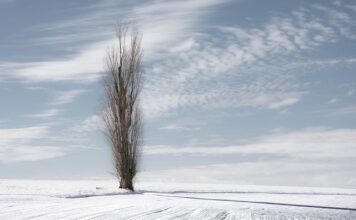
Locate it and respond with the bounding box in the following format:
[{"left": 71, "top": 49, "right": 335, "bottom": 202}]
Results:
[{"left": 119, "top": 178, "right": 134, "bottom": 191}]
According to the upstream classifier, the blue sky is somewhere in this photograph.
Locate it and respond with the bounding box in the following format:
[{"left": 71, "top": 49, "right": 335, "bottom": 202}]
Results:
[{"left": 0, "top": 0, "right": 355, "bottom": 188}]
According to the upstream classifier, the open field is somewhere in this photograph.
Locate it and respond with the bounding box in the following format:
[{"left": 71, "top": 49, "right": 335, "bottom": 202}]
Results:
[{"left": 1, "top": 179, "right": 355, "bottom": 219}]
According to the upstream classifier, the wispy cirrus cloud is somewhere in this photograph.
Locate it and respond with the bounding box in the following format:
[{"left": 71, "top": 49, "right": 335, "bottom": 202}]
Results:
[
  {"left": 140, "top": 3, "right": 356, "bottom": 118},
  {"left": 3, "top": 0, "right": 355, "bottom": 122},
  {"left": 313, "top": 3, "right": 356, "bottom": 40},
  {"left": 1, "top": 0, "right": 229, "bottom": 83},
  {"left": 1, "top": 1, "right": 355, "bottom": 120}
]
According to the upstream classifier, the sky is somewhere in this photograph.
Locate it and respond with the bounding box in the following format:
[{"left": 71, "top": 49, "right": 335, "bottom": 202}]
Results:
[{"left": 0, "top": 0, "right": 355, "bottom": 188}]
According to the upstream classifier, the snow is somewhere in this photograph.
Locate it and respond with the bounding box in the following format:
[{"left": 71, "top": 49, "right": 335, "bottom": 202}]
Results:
[{"left": 1, "top": 179, "right": 356, "bottom": 219}]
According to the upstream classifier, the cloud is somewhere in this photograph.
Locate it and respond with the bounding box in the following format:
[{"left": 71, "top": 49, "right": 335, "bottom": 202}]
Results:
[
  {"left": 11, "top": 42, "right": 108, "bottom": 82},
  {"left": 25, "top": 86, "right": 47, "bottom": 91},
  {"left": 71, "top": 114, "right": 104, "bottom": 134},
  {"left": 26, "top": 87, "right": 85, "bottom": 119},
  {"left": 138, "top": 159, "right": 356, "bottom": 188},
  {"left": 140, "top": 4, "right": 356, "bottom": 118},
  {"left": 0, "top": 126, "right": 48, "bottom": 141},
  {"left": 1, "top": 1, "right": 355, "bottom": 119},
  {"left": 24, "top": 89, "right": 85, "bottom": 119},
  {"left": 0, "top": 120, "right": 102, "bottom": 163},
  {"left": 0, "top": 126, "right": 66, "bottom": 163},
  {"left": 160, "top": 124, "right": 201, "bottom": 131},
  {"left": 160, "top": 118, "right": 207, "bottom": 131},
  {"left": 50, "top": 114, "right": 106, "bottom": 150},
  {"left": 51, "top": 89, "right": 85, "bottom": 106},
  {"left": 328, "top": 98, "right": 340, "bottom": 104},
  {"left": 144, "top": 127, "right": 356, "bottom": 160},
  {"left": 347, "top": 89, "right": 355, "bottom": 96},
  {"left": 1, "top": 0, "right": 229, "bottom": 83},
  {"left": 141, "top": 127, "right": 356, "bottom": 187},
  {"left": 1, "top": 1, "right": 355, "bottom": 120},
  {"left": 313, "top": 3, "right": 356, "bottom": 40},
  {"left": 0, "top": 146, "right": 66, "bottom": 163},
  {"left": 133, "top": 0, "right": 228, "bottom": 59},
  {"left": 141, "top": 33, "right": 307, "bottom": 118},
  {"left": 26, "top": 108, "right": 61, "bottom": 119},
  {"left": 326, "top": 105, "right": 356, "bottom": 116}
]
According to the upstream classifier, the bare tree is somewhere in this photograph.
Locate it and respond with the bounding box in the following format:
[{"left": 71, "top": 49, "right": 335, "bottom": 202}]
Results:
[{"left": 102, "top": 25, "right": 143, "bottom": 191}]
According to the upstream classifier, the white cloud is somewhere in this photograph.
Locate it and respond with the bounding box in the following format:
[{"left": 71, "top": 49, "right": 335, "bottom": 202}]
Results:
[
  {"left": 50, "top": 114, "right": 106, "bottom": 150},
  {"left": 25, "top": 89, "right": 85, "bottom": 119},
  {"left": 0, "top": 126, "right": 66, "bottom": 163},
  {"left": 25, "top": 86, "right": 47, "bottom": 91},
  {"left": 328, "top": 98, "right": 340, "bottom": 104},
  {"left": 138, "top": 160, "right": 356, "bottom": 188},
  {"left": 313, "top": 3, "right": 356, "bottom": 40},
  {"left": 12, "top": 42, "right": 108, "bottom": 82},
  {"left": 1, "top": 0, "right": 228, "bottom": 83},
  {"left": 327, "top": 105, "right": 356, "bottom": 116},
  {"left": 347, "top": 89, "right": 355, "bottom": 96},
  {"left": 0, "top": 122, "right": 101, "bottom": 163},
  {"left": 160, "top": 124, "right": 200, "bottom": 131},
  {"left": 144, "top": 127, "right": 356, "bottom": 160},
  {"left": 51, "top": 89, "right": 85, "bottom": 106},
  {"left": 141, "top": 127, "right": 356, "bottom": 187},
  {"left": 169, "top": 38, "right": 197, "bottom": 53},
  {"left": 26, "top": 108, "right": 61, "bottom": 119},
  {"left": 0, "top": 126, "right": 48, "bottom": 142},
  {"left": 1, "top": 1, "right": 355, "bottom": 119},
  {"left": 140, "top": 4, "right": 356, "bottom": 118},
  {"left": 160, "top": 120, "right": 206, "bottom": 131},
  {"left": 134, "top": 0, "right": 227, "bottom": 59},
  {"left": 71, "top": 114, "right": 104, "bottom": 134},
  {"left": 0, "top": 146, "right": 66, "bottom": 163}
]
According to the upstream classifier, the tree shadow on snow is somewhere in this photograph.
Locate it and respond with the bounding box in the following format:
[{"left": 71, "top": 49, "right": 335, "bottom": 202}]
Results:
[
  {"left": 153, "top": 194, "right": 356, "bottom": 211},
  {"left": 137, "top": 190, "right": 356, "bottom": 196},
  {"left": 64, "top": 191, "right": 144, "bottom": 199}
]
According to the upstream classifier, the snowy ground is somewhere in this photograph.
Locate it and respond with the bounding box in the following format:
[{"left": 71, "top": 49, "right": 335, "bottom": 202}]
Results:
[{"left": 1, "top": 179, "right": 356, "bottom": 219}]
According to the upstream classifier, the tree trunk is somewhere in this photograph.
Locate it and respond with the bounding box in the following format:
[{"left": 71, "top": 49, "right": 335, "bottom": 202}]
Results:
[{"left": 120, "top": 178, "right": 134, "bottom": 191}]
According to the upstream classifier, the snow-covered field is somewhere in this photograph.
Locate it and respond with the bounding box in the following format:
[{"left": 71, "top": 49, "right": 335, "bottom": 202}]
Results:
[{"left": 1, "top": 179, "right": 356, "bottom": 219}]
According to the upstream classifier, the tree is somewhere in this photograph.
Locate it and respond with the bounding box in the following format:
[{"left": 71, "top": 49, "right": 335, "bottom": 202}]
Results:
[{"left": 102, "top": 25, "right": 143, "bottom": 191}]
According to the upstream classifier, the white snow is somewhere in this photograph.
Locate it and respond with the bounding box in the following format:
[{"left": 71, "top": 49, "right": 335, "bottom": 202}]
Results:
[{"left": 1, "top": 179, "right": 356, "bottom": 219}]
